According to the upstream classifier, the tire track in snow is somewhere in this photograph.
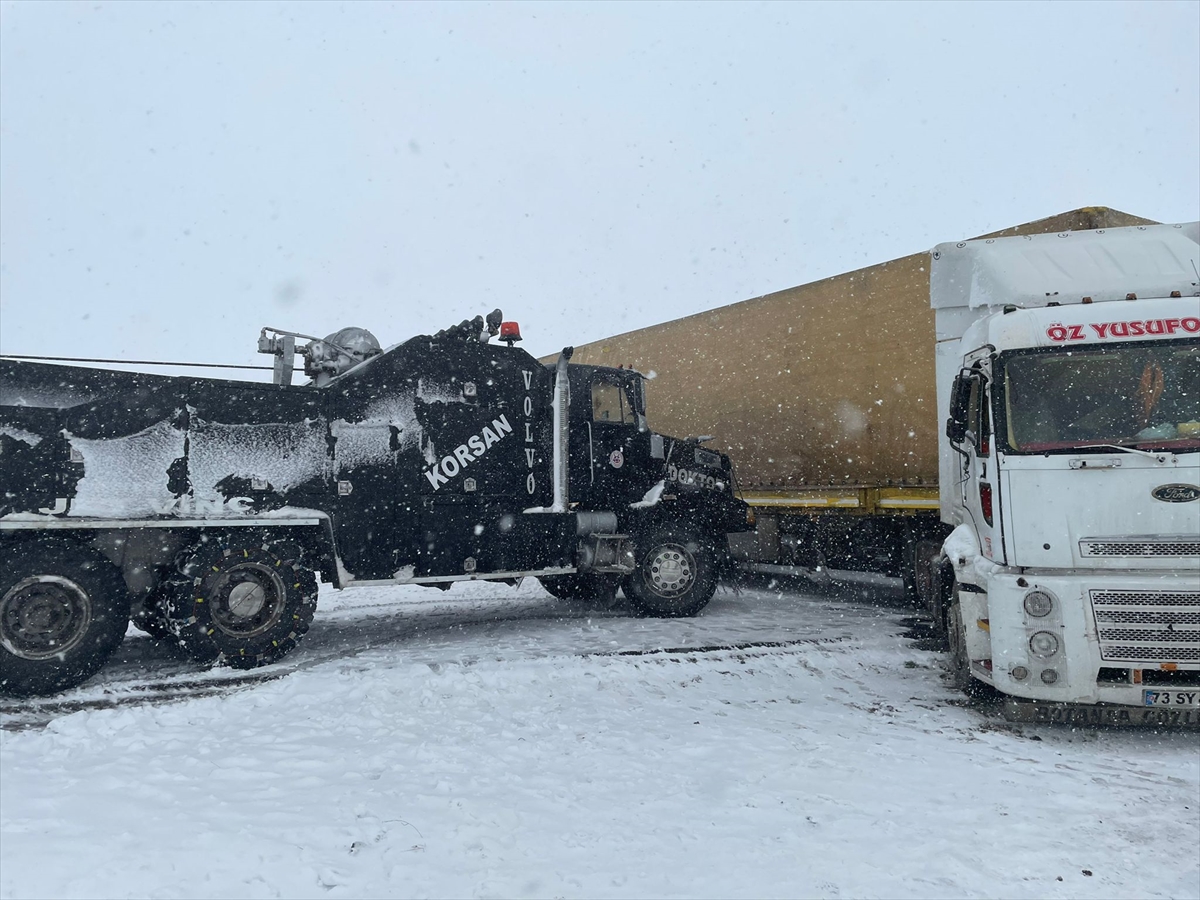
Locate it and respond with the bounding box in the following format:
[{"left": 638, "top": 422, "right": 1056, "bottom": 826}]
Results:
[
  {"left": 1, "top": 586, "right": 864, "bottom": 730},
  {"left": 0, "top": 637, "right": 855, "bottom": 730}
]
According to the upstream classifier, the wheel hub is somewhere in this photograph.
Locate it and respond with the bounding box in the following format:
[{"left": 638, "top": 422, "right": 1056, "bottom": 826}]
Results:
[
  {"left": 227, "top": 581, "right": 267, "bottom": 619},
  {"left": 0, "top": 576, "right": 93, "bottom": 660},
  {"left": 647, "top": 545, "right": 695, "bottom": 598},
  {"left": 210, "top": 563, "right": 286, "bottom": 637}
]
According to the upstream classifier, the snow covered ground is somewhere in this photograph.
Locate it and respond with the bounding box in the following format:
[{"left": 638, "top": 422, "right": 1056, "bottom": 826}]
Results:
[{"left": 2, "top": 578, "right": 1198, "bottom": 900}]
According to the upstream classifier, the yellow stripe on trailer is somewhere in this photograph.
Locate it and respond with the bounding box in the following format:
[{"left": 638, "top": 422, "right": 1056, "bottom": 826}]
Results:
[
  {"left": 742, "top": 492, "right": 862, "bottom": 508},
  {"left": 741, "top": 486, "right": 940, "bottom": 513},
  {"left": 876, "top": 487, "right": 941, "bottom": 510}
]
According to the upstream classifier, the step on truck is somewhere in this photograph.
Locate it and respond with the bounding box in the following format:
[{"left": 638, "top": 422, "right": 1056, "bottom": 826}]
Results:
[
  {"left": 0, "top": 312, "right": 748, "bottom": 696},
  {"left": 925, "top": 222, "right": 1200, "bottom": 725}
]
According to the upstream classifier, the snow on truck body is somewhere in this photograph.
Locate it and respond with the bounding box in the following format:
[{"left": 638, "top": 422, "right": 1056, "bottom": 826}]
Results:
[
  {"left": 0, "top": 315, "right": 748, "bottom": 696},
  {"left": 930, "top": 222, "right": 1200, "bottom": 723}
]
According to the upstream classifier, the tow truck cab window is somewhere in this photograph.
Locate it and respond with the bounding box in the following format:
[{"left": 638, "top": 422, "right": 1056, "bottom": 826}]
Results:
[{"left": 592, "top": 379, "right": 635, "bottom": 424}]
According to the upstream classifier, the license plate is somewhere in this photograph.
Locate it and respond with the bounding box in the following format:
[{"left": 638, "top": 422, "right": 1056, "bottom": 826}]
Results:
[
  {"left": 1005, "top": 699, "right": 1200, "bottom": 727},
  {"left": 1143, "top": 689, "right": 1200, "bottom": 708}
]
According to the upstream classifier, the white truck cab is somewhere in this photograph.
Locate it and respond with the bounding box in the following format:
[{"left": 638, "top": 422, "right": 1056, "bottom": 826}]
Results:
[{"left": 930, "top": 222, "right": 1200, "bottom": 723}]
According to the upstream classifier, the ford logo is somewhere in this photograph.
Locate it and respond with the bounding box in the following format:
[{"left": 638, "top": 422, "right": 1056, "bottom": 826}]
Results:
[{"left": 1151, "top": 484, "right": 1200, "bottom": 503}]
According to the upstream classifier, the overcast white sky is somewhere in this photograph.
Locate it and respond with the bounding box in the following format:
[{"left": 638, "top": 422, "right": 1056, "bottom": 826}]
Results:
[{"left": 1, "top": 0, "right": 1197, "bottom": 372}]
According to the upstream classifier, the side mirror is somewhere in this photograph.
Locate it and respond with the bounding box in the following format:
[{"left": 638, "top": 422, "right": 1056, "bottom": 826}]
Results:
[{"left": 946, "top": 374, "right": 971, "bottom": 444}]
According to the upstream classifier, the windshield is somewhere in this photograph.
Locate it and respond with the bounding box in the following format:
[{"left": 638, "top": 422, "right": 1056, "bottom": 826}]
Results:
[
  {"left": 592, "top": 379, "right": 636, "bottom": 424},
  {"left": 1000, "top": 339, "right": 1200, "bottom": 453}
]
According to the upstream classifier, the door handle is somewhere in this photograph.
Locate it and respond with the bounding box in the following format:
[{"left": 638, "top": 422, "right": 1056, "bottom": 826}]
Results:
[{"left": 1069, "top": 458, "right": 1121, "bottom": 469}]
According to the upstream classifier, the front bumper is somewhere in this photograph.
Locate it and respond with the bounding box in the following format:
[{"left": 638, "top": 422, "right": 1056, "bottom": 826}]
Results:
[{"left": 975, "top": 570, "right": 1199, "bottom": 706}]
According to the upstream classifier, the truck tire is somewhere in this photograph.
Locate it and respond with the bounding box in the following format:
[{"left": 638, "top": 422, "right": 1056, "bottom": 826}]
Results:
[
  {"left": 538, "top": 574, "right": 621, "bottom": 609},
  {"left": 624, "top": 526, "right": 717, "bottom": 618},
  {"left": 900, "top": 534, "right": 920, "bottom": 605},
  {"left": 946, "top": 600, "right": 974, "bottom": 694},
  {"left": 0, "top": 538, "right": 130, "bottom": 697},
  {"left": 947, "top": 592, "right": 997, "bottom": 700},
  {"left": 926, "top": 555, "right": 954, "bottom": 650},
  {"left": 165, "top": 537, "right": 318, "bottom": 669},
  {"left": 902, "top": 536, "right": 939, "bottom": 607},
  {"left": 911, "top": 539, "right": 941, "bottom": 609}
]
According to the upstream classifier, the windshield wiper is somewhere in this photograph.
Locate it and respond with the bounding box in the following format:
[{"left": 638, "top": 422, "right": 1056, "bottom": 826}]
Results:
[{"left": 1070, "top": 443, "right": 1175, "bottom": 460}]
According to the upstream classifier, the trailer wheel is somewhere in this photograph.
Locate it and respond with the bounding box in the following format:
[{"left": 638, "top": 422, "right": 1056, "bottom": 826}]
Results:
[
  {"left": 538, "top": 574, "right": 621, "bottom": 609},
  {"left": 166, "top": 537, "right": 318, "bottom": 669},
  {"left": 0, "top": 538, "right": 130, "bottom": 697},
  {"left": 624, "top": 526, "right": 717, "bottom": 618}
]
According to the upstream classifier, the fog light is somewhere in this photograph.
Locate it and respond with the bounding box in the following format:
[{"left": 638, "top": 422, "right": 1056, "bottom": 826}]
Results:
[
  {"left": 1023, "top": 589, "right": 1054, "bottom": 618},
  {"left": 1040, "top": 668, "right": 1059, "bottom": 685},
  {"left": 1011, "top": 665, "right": 1029, "bottom": 681},
  {"left": 1029, "top": 631, "right": 1059, "bottom": 658}
]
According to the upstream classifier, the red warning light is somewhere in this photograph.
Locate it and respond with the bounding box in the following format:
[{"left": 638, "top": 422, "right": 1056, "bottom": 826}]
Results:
[{"left": 499, "top": 321, "right": 523, "bottom": 346}]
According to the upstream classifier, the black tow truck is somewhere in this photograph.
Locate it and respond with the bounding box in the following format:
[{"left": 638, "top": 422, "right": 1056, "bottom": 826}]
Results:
[{"left": 0, "top": 312, "right": 748, "bottom": 696}]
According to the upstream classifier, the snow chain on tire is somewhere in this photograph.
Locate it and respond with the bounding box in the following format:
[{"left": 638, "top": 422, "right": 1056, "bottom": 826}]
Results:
[{"left": 165, "top": 537, "right": 318, "bottom": 669}]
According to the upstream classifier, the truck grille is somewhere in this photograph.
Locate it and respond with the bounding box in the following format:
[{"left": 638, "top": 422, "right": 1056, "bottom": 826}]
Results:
[
  {"left": 1091, "top": 590, "right": 1200, "bottom": 663},
  {"left": 1096, "top": 610, "right": 1200, "bottom": 625},
  {"left": 1080, "top": 539, "right": 1200, "bottom": 557}
]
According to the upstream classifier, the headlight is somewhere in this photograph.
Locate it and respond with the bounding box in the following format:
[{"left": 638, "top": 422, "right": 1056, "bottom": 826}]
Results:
[
  {"left": 1023, "top": 589, "right": 1054, "bottom": 618},
  {"left": 1029, "top": 631, "right": 1059, "bottom": 658},
  {"left": 1040, "top": 668, "right": 1059, "bottom": 685}
]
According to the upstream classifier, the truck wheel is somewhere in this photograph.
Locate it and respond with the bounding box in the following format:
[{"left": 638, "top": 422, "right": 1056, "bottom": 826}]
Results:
[
  {"left": 946, "top": 600, "right": 973, "bottom": 693},
  {"left": 624, "top": 526, "right": 717, "bottom": 618},
  {"left": 947, "top": 593, "right": 996, "bottom": 700},
  {"left": 538, "top": 574, "right": 621, "bottom": 609},
  {"left": 0, "top": 539, "right": 130, "bottom": 697},
  {"left": 165, "top": 538, "right": 318, "bottom": 669},
  {"left": 911, "top": 539, "right": 940, "bottom": 608},
  {"left": 902, "top": 537, "right": 938, "bottom": 607},
  {"left": 926, "top": 555, "right": 953, "bottom": 650},
  {"left": 900, "top": 536, "right": 919, "bottom": 605}
]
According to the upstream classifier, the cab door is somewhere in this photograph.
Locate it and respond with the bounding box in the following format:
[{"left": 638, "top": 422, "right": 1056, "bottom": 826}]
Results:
[
  {"left": 568, "top": 369, "right": 654, "bottom": 510},
  {"left": 947, "top": 355, "right": 1005, "bottom": 563}
]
